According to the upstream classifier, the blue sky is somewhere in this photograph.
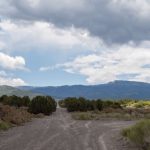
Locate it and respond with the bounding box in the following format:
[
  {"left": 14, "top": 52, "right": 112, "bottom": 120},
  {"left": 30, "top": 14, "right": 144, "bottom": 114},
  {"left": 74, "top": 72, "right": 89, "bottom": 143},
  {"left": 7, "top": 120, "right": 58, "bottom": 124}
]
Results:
[
  {"left": 0, "top": 0, "right": 150, "bottom": 86},
  {"left": 13, "top": 48, "right": 87, "bottom": 86}
]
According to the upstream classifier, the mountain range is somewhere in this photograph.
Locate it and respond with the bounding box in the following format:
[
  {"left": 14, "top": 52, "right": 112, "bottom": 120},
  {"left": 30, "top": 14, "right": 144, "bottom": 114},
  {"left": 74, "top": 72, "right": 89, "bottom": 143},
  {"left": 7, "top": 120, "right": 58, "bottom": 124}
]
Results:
[{"left": 17, "top": 80, "right": 150, "bottom": 100}]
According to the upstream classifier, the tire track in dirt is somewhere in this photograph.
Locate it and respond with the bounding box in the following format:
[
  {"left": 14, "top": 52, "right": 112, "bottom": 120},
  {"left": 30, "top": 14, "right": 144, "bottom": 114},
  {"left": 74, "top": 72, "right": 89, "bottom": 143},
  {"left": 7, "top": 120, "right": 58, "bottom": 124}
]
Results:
[{"left": 0, "top": 108, "right": 137, "bottom": 150}]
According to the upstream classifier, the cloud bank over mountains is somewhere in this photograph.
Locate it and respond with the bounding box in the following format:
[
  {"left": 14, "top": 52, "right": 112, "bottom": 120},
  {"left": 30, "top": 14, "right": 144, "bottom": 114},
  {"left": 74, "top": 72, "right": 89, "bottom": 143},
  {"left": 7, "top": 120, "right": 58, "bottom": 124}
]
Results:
[
  {"left": 0, "top": 0, "right": 150, "bottom": 85},
  {"left": 59, "top": 46, "right": 150, "bottom": 84}
]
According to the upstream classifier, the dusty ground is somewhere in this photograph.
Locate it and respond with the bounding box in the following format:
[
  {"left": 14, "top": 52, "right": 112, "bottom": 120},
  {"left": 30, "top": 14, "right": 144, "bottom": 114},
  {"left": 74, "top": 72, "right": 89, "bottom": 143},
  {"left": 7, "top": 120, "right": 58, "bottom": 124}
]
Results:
[{"left": 0, "top": 108, "right": 138, "bottom": 150}]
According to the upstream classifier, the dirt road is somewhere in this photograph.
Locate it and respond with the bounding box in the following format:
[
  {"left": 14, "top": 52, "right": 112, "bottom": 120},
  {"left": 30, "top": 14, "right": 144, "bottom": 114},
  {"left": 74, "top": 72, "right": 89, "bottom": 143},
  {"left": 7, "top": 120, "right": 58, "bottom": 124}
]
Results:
[{"left": 0, "top": 108, "right": 137, "bottom": 150}]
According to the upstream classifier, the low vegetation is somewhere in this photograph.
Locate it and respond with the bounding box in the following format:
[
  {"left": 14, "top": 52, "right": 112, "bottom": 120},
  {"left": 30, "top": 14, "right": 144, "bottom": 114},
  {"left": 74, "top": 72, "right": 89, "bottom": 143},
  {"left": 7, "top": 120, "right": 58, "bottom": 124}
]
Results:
[
  {"left": 0, "top": 95, "right": 57, "bottom": 131},
  {"left": 0, "top": 95, "right": 57, "bottom": 115},
  {"left": 59, "top": 97, "right": 122, "bottom": 112},
  {"left": 122, "top": 120, "right": 150, "bottom": 150},
  {"left": 0, "top": 104, "right": 33, "bottom": 125},
  {"left": 60, "top": 97, "right": 150, "bottom": 149},
  {"left": 59, "top": 98, "right": 150, "bottom": 120},
  {"left": 29, "top": 96, "right": 56, "bottom": 115},
  {"left": 0, "top": 120, "right": 12, "bottom": 131},
  {"left": 0, "top": 95, "right": 30, "bottom": 107},
  {"left": 72, "top": 108, "right": 150, "bottom": 120},
  {"left": 120, "top": 100, "right": 150, "bottom": 109}
]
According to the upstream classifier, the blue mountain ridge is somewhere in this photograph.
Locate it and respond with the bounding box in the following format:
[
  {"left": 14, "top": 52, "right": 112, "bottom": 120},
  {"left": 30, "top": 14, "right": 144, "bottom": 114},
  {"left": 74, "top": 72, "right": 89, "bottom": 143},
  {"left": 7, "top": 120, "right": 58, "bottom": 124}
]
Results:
[{"left": 18, "top": 80, "right": 150, "bottom": 100}]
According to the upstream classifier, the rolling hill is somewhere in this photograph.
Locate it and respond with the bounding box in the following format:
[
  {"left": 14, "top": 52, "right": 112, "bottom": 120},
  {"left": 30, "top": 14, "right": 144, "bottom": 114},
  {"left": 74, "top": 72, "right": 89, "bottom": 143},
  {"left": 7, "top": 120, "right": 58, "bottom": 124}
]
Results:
[{"left": 0, "top": 85, "right": 39, "bottom": 98}]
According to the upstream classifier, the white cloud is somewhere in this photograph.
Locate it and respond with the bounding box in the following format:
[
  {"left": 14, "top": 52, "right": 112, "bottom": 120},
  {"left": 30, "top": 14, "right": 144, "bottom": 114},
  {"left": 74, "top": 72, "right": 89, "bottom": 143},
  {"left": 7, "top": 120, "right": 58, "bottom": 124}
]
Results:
[
  {"left": 39, "top": 66, "right": 52, "bottom": 72},
  {"left": 0, "top": 70, "right": 27, "bottom": 86},
  {"left": 0, "top": 76, "right": 27, "bottom": 86},
  {"left": 0, "top": 52, "right": 26, "bottom": 70},
  {"left": 58, "top": 44, "right": 150, "bottom": 84},
  {"left": 0, "top": 20, "right": 103, "bottom": 51},
  {"left": 0, "top": 51, "right": 27, "bottom": 86}
]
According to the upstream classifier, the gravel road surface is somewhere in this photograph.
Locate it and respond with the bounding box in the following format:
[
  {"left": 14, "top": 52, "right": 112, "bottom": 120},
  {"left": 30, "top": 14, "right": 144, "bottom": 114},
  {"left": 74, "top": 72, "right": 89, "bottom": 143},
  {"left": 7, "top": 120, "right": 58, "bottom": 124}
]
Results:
[{"left": 0, "top": 108, "right": 137, "bottom": 150}]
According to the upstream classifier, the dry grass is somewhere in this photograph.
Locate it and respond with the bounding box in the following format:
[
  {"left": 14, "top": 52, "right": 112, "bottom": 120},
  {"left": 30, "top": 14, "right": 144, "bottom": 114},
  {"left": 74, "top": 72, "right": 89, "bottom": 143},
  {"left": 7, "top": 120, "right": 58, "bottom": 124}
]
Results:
[
  {"left": 122, "top": 101, "right": 150, "bottom": 109},
  {"left": 122, "top": 120, "right": 150, "bottom": 150},
  {"left": 0, "top": 103, "right": 33, "bottom": 125},
  {"left": 72, "top": 108, "right": 150, "bottom": 120},
  {"left": 0, "top": 103, "right": 47, "bottom": 131}
]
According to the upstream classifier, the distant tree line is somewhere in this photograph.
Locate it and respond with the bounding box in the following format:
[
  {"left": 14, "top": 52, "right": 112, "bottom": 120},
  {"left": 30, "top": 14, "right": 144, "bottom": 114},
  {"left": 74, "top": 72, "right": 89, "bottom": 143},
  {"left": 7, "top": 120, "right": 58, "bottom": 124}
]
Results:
[
  {"left": 0, "top": 95, "right": 57, "bottom": 115},
  {"left": 59, "top": 97, "right": 122, "bottom": 112}
]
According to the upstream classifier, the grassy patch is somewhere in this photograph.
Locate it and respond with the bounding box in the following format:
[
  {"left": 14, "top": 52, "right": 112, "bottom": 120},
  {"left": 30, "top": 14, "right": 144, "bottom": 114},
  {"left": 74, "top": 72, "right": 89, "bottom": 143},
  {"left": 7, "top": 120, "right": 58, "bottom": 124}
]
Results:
[
  {"left": 72, "top": 112, "right": 97, "bottom": 120},
  {"left": 120, "top": 100, "right": 150, "bottom": 109},
  {"left": 72, "top": 111, "right": 132, "bottom": 120},
  {"left": 71, "top": 108, "right": 150, "bottom": 120},
  {"left": 122, "top": 120, "right": 150, "bottom": 150},
  {"left": 0, "top": 120, "right": 12, "bottom": 131}
]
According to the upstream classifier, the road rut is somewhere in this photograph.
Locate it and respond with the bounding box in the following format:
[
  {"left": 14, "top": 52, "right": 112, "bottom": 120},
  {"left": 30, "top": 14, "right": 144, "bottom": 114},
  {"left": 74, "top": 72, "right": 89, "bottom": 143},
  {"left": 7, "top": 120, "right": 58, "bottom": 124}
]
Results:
[{"left": 0, "top": 108, "right": 137, "bottom": 150}]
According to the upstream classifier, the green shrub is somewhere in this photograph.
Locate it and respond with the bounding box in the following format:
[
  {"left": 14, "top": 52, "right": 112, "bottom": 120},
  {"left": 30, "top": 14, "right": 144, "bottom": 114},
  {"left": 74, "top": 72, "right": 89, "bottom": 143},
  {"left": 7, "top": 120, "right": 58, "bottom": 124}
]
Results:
[
  {"left": 103, "top": 101, "right": 122, "bottom": 109},
  {"left": 0, "top": 120, "right": 11, "bottom": 131},
  {"left": 96, "top": 99, "right": 103, "bottom": 111},
  {"left": 122, "top": 120, "right": 150, "bottom": 150},
  {"left": 65, "top": 97, "right": 80, "bottom": 112},
  {"left": 63, "top": 97, "right": 115, "bottom": 112},
  {"left": 29, "top": 96, "right": 56, "bottom": 115},
  {"left": 22, "top": 96, "right": 30, "bottom": 107},
  {"left": 0, "top": 95, "right": 30, "bottom": 107},
  {"left": 0, "top": 95, "right": 8, "bottom": 103}
]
